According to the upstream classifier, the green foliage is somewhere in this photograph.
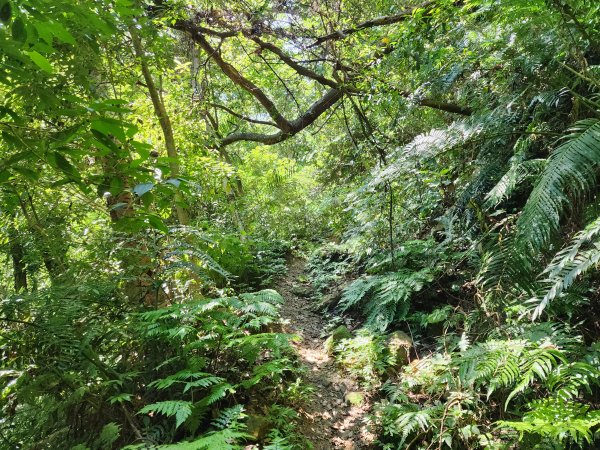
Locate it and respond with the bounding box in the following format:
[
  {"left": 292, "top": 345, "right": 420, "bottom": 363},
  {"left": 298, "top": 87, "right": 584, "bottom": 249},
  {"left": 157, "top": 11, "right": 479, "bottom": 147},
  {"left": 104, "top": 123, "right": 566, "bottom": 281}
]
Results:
[
  {"left": 529, "top": 215, "right": 600, "bottom": 319},
  {"left": 125, "top": 406, "right": 251, "bottom": 450},
  {"left": 340, "top": 268, "right": 434, "bottom": 331},
  {"left": 307, "top": 243, "right": 356, "bottom": 295},
  {"left": 139, "top": 401, "right": 193, "bottom": 429},
  {"left": 497, "top": 398, "right": 600, "bottom": 447},
  {"left": 334, "top": 329, "right": 388, "bottom": 386},
  {"left": 517, "top": 119, "right": 600, "bottom": 254},
  {"left": 0, "top": 283, "right": 300, "bottom": 448},
  {"left": 205, "top": 234, "right": 289, "bottom": 289},
  {"left": 479, "top": 119, "right": 600, "bottom": 311},
  {"left": 3, "top": 0, "right": 600, "bottom": 448},
  {"left": 376, "top": 334, "right": 600, "bottom": 449}
]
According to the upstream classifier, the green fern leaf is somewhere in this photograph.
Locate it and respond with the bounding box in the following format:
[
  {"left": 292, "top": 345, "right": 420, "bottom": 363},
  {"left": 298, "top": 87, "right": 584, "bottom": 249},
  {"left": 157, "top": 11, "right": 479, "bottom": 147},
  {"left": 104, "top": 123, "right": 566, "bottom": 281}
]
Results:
[
  {"left": 138, "top": 400, "right": 193, "bottom": 428},
  {"left": 517, "top": 119, "right": 600, "bottom": 253}
]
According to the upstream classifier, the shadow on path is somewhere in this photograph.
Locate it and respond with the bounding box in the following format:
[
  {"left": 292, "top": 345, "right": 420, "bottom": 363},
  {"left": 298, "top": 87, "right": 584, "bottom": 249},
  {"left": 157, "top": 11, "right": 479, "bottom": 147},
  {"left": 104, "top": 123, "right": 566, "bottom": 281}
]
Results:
[{"left": 275, "top": 258, "right": 376, "bottom": 450}]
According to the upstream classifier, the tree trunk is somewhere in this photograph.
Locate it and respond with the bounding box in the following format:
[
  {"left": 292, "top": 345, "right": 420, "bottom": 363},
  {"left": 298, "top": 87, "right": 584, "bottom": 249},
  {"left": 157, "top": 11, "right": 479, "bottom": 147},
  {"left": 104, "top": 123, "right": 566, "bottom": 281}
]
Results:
[
  {"left": 130, "top": 27, "right": 190, "bottom": 225},
  {"left": 9, "top": 236, "right": 27, "bottom": 292}
]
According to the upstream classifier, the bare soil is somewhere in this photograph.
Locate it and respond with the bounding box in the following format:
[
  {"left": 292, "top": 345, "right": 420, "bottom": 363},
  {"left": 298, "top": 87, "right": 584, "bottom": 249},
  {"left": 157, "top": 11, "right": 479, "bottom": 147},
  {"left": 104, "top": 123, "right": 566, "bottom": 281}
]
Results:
[{"left": 275, "top": 258, "right": 376, "bottom": 450}]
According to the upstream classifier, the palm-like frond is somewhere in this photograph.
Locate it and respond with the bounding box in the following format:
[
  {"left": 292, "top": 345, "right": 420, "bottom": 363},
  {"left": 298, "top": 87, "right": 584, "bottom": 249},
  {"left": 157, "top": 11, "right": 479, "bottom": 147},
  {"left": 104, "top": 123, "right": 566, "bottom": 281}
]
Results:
[
  {"left": 371, "top": 110, "right": 514, "bottom": 187},
  {"left": 528, "top": 215, "right": 600, "bottom": 319},
  {"left": 480, "top": 119, "right": 600, "bottom": 307},
  {"left": 485, "top": 156, "right": 546, "bottom": 208},
  {"left": 516, "top": 119, "right": 600, "bottom": 253}
]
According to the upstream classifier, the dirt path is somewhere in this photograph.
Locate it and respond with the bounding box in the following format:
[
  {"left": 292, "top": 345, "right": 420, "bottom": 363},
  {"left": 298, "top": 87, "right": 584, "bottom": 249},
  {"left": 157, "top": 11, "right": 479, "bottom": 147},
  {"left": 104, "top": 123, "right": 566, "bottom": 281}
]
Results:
[{"left": 274, "top": 258, "right": 376, "bottom": 450}]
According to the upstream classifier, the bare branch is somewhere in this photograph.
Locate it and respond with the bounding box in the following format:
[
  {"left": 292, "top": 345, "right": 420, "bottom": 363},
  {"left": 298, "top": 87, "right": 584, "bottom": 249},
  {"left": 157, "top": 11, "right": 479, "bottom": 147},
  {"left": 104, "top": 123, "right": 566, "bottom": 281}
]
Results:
[
  {"left": 221, "top": 131, "right": 289, "bottom": 146},
  {"left": 417, "top": 98, "right": 472, "bottom": 116},
  {"left": 193, "top": 25, "right": 238, "bottom": 39},
  {"left": 175, "top": 21, "right": 294, "bottom": 133},
  {"left": 289, "top": 88, "right": 343, "bottom": 130},
  {"left": 222, "top": 88, "right": 344, "bottom": 146},
  {"left": 170, "top": 3, "right": 458, "bottom": 152},
  {"left": 309, "top": 1, "right": 435, "bottom": 47},
  {"left": 208, "top": 102, "right": 278, "bottom": 126},
  {"left": 249, "top": 36, "right": 338, "bottom": 88},
  {"left": 396, "top": 89, "right": 472, "bottom": 115}
]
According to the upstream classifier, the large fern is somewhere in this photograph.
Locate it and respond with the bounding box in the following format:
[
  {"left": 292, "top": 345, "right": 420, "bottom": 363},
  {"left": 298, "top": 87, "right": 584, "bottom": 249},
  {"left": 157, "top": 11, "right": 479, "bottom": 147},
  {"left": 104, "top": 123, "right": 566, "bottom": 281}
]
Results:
[
  {"left": 457, "top": 339, "right": 565, "bottom": 407},
  {"left": 478, "top": 119, "right": 600, "bottom": 306},
  {"left": 126, "top": 406, "right": 250, "bottom": 450},
  {"left": 371, "top": 111, "right": 512, "bottom": 187},
  {"left": 376, "top": 335, "right": 600, "bottom": 448},
  {"left": 497, "top": 398, "right": 600, "bottom": 447},
  {"left": 485, "top": 155, "right": 546, "bottom": 208},
  {"left": 516, "top": 118, "right": 600, "bottom": 253},
  {"left": 339, "top": 268, "right": 433, "bottom": 331},
  {"left": 138, "top": 401, "right": 193, "bottom": 429},
  {"left": 528, "top": 215, "right": 600, "bottom": 319}
]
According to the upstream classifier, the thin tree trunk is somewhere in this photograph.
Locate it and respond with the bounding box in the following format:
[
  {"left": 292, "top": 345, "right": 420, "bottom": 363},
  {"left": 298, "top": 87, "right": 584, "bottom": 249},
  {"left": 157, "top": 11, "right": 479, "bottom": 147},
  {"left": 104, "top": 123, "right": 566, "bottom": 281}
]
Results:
[
  {"left": 130, "top": 27, "right": 190, "bottom": 225},
  {"left": 9, "top": 235, "right": 27, "bottom": 292}
]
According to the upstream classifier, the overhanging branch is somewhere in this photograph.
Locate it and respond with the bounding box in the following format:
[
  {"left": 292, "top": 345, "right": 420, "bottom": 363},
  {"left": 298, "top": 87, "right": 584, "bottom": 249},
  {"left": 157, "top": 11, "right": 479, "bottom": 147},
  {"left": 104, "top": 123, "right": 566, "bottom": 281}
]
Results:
[
  {"left": 208, "top": 103, "right": 278, "bottom": 126},
  {"left": 175, "top": 21, "right": 294, "bottom": 133},
  {"left": 221, "top": 88, "right": 344, "bottom": 146},
  {"left": 173, "top": 18, "right": 347, "bottom": 148},
  {"left": 169, "top": 1, "right": 462, "bottom": 151},
  {"left": 309, "top": 1, "right": 435, "bottom": 47},
  {"left": 417, "top": 98, "right": 472, "bottom": 116},
  {"left": 249, "top": 36, "right": 338, "bottom": 88}
]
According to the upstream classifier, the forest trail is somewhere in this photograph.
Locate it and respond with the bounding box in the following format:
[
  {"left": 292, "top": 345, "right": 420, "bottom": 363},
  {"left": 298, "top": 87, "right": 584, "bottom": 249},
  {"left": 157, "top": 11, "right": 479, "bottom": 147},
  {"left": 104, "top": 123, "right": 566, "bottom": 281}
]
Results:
[{"left": 275, "top": 259, "right": 376, "bottom": 450}]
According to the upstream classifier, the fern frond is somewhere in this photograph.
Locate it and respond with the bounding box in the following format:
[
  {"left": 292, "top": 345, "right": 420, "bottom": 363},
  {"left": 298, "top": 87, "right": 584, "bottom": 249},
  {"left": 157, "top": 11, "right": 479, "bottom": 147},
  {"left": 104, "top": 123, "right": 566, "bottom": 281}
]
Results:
[
  {"left": 548, "top": 362, "right": 600, "bottom": 401},
  {"left": 211, "top": 404, "right": 245, "bottom": 430},
  {"left": 340, "top": 269, "right": 433, "bottom": 331},
  {"left": 372, "top": 109, "right": 514, "bottom": 187},
  {"left": 505, "top": 347, "right": 564, "bottom": 407},
  {"left": 164, "top": 246, "right": 229, "bottom": 277},
  {"left": 485, "top": 157, "right": 545, "bottom": 208},
  {"left": 477, "top": 239, "right": 538, "bottom": 300},
  {"left": 196, "top": 382, "right": 235, "bottom": 407},
  {"left": 339, "top": 276, "right": 377, "bottom": 311},
  {"left": 395, "top": 408, "right": 437, "bottom": 444},
  {"left": 133, "top": 419, "right": 250, "bottom": 450},
  {"left": 234, "top": 290, "right": 284, "bottom": 318},
  {"left": 529, "top": 215, "right": 600, "bottom": 319},
  {"left": 516, "top": 119, "right": 600, "bottom": 253},
  {"left": 138, "top": 400, "right": 193, "bottom": 428},
  {"left": 147, "top": 370, "right": 218, "bottom": 391},
  {"left": 497, "top": 398, "right": 600, "bottom": 446}
]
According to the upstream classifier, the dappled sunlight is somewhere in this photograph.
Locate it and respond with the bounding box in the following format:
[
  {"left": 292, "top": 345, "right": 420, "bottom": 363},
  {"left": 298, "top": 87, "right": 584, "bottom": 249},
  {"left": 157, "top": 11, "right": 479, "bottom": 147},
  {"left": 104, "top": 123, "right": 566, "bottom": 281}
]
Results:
[{"left": 277, "top": 259, "right": 376, "bottom": 449}]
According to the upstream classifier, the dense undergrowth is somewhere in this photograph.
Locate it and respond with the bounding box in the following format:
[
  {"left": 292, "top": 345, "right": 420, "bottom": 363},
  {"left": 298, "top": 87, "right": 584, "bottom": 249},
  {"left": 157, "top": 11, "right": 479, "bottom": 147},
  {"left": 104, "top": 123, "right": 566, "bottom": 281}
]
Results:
[
  {"left": 1, "top": 228, "right": 309, "bottom": 449},
  {"left": 3, "top": 0, "right": 600, "bottom": 448}
]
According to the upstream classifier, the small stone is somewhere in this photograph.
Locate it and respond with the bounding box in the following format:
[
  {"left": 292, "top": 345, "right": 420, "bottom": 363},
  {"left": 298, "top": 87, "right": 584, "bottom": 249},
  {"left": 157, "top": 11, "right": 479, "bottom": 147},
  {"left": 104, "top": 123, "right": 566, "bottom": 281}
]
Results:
[
  {"left": 291, "top": 285, "right": 312, "bottom": 297},
  {"left": 386, "top": 330, "right": 413, "bottom": 370}
]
